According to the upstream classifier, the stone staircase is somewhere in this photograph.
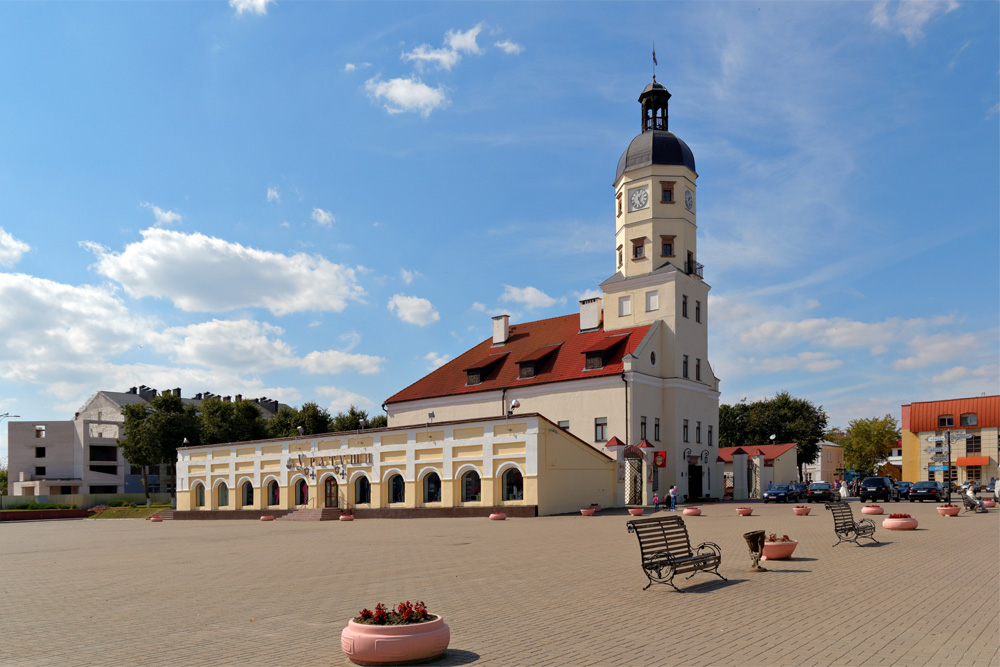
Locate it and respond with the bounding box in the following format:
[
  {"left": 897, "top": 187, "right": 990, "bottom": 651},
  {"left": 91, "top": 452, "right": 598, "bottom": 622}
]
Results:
[
  {"left": 276, "top": 508, "right": 343, "bottom": 521},
  {"left": 150, "top": 509, "right": 176, "bottom": 520}
]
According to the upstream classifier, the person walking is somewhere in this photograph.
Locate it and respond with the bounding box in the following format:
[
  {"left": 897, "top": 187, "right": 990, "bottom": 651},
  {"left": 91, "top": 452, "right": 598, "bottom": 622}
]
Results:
[{"left": 669, "top": 485, "right": 678, "bottom": 511}]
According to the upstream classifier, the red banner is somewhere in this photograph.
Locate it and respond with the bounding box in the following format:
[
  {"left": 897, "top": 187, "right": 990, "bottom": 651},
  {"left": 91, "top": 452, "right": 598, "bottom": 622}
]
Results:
[{"left": 654, "top": 451, "right": 666, "bottom": 468}]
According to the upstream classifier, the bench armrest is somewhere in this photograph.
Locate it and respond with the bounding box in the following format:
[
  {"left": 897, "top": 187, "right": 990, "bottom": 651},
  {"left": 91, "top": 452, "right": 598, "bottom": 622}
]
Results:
[{"left": 694, "top": 541, "right": 722, "bottom": 560}]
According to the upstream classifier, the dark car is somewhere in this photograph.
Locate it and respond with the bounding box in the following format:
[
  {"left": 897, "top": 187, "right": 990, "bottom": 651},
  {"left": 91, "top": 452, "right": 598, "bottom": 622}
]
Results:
[
  {"left": 805, "top": 482, "right": 835, "bottom": 502},
  {"left": 763, "top": 484, "right": 794, "bottom": 503},
  {"left": 859, "top": 476, "right": 900, "bottom": 503},
  {"left": 909, "top": 480, "right": 946, "bottom": 502},
  {"left": 896, "top": 481, "right": 912, "bottom": 500},
  {"left": 790, "top": 483, "right": 807, "bottom": 501}
]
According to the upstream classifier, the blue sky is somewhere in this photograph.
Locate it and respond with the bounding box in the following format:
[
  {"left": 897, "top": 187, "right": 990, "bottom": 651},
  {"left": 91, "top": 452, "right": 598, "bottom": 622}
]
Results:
[{"left": 1, "top": 1, "right": 997, "bottom": 460}]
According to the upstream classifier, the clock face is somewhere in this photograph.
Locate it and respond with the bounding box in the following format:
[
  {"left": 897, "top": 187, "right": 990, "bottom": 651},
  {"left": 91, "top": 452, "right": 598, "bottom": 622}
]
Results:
[
  {"left": 685, "top": 189, "right": 694, "bottom": 211},
  {"left": 629, "top": 187, "right": 649, "bottom": 212}
]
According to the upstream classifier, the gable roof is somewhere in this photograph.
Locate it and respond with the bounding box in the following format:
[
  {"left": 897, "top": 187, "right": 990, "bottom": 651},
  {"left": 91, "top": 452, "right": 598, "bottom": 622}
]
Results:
[
  {"left": 386, "top": 312, "right": 651, "bottom": 405},
  {"left": 717, "top": 442, "right": 798, "bottom": 463}
]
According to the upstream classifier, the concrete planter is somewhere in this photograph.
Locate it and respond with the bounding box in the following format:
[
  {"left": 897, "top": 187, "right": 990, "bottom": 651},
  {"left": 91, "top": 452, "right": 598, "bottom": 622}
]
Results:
[
  {"left": 937, "top": 506, "right": 960, "bottom": 517},
  {"left": 341, "top": 615, "right": 449, "bottom": 666},
  {"left": 861, "top": 505, "right": 883, "bottom": 515},
  {"left": 682, "top": 507, "right": 701, "bottom": 516},
  {"left": 882, "top": 516, "right": 918, "bottom": 530},
  {"left": 761, "top": 540, "right": 797, "bottom": 560},
  {"left": 580, "top": 508, "right": 596, "bottom": 516},
  {"left": 793, "top": 506, "right": 811, "bottom": 516},
  {"left": 489, "top": 512, "right": 507, "bottom": 520},
  {"left": 736, "top": 507, "right": 753, "bottom": 516},
  {"left": 628, "top": 508, "right": 644, "bottom": 516}
]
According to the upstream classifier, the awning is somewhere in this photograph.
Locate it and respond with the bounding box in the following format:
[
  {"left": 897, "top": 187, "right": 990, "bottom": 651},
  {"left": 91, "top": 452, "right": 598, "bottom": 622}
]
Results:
[{"left": 956, "top": 456, "right": 989, "bottom": 467}]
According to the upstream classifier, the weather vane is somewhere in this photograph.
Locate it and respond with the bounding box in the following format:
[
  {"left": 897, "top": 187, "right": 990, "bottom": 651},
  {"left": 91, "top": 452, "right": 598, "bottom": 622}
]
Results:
[{"left": 652, "top": 41, "right": 658, "bottom": 81}]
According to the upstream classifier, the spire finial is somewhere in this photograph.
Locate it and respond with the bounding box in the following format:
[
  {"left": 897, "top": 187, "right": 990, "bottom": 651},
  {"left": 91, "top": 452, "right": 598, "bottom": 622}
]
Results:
[{"left": 652, "top": 42, "right": 658, "bottom": 80}]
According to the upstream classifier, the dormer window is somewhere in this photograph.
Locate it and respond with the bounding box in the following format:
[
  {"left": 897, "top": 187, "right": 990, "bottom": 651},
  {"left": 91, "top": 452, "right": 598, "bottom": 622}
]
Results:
[
  {"left": 582, "top": 333, "right": 630, "bottom": 371},
  {"left": 466, "top": 370, "right": 482, "bottom": 386},
  {"left": 938, "top": 415, "right": 954, "bottom": 428},
  {"left": 519, "top": 363, "right": 535, "bottom": 379},
  {"left": 585, "top": 352, "right": 604, "bottom": 370},
  {"left": 960, "top": 413, "right": 977, "bottom": 427},
  {"left": 463, "top": 351, "right": 509, "bottom": 387}
]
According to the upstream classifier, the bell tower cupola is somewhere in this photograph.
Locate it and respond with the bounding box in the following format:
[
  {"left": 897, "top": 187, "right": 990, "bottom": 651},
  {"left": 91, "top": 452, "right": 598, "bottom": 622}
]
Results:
[{"left": 640, "top": 79, "right": 671, "bottom": 132}]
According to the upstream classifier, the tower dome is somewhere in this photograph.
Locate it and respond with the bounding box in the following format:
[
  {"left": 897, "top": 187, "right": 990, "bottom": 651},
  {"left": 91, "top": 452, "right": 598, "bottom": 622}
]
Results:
[{"left": 615, "top": 80, "right": 696, "bottom": 182}]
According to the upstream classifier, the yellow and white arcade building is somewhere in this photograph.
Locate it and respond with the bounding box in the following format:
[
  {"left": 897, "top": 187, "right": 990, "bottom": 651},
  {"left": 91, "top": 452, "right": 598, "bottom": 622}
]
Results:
[{"left": 175, "top": 79, "right": 721, "bottom": 516}]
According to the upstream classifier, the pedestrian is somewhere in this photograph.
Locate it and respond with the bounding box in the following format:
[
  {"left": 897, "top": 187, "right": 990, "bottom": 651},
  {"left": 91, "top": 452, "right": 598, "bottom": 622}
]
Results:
[
  {"left": 653, "top": 492, "right": 659, "bottom": 511},
  {"left": 669, "top": 485, "right": 677, "bottom": 511},
  {"left": 966, "top": 482, "right": 986, "bottom": 511}
]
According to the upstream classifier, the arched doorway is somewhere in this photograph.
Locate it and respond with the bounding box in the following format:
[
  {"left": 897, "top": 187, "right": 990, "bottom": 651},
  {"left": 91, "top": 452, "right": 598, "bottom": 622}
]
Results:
[
  {"left": 295, "top": 479, "right": 309, "bottom": 506},
  {"left": 324, "top": 478, "right": 339, "bottom": 508},
  {"left": 624, "top": 450, "right": 643, "bottom": 505},
  {"left": 241, "top": 481, "right": 253, "bottom": 508},
  {"left": 355, "top": 476, "right": 371, "bottom": 504}
]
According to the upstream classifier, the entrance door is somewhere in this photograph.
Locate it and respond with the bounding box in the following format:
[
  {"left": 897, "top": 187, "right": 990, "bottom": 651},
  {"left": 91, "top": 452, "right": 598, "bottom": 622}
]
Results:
[
  {"left": 324, "top": 478, "right": 338, "bottom": 508},
  {"left": 625, "top": 456, "right": 643, "bottom": 505},
  {"left": 688, "top": 464, "right": 703, "bottom": 500}
]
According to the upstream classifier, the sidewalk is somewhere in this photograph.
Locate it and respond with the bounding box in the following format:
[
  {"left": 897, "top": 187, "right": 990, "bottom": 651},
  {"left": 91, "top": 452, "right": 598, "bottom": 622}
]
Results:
[{"left": 2, "top": 500, "right": 997, "bottom": 666}]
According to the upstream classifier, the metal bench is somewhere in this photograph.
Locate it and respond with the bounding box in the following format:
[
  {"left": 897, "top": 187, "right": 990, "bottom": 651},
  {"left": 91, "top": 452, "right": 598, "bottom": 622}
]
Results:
[
  {"left": 825, "top": 501, "right": 878, "bottom": 546},
  {"left": 626, "top": 515, "right": 725, "bottom": 591}
]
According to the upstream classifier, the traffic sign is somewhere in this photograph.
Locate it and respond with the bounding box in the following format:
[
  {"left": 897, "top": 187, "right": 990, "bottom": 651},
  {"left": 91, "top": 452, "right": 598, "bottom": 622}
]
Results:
[
  {"left": 925, "top": 447, "right": 948, "bottom": 453},
  {"left": 929, "top": 465, "right": 950, "bottom": 471}
]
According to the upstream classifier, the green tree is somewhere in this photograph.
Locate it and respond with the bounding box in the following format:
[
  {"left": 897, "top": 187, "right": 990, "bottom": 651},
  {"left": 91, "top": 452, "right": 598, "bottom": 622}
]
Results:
[
  {"left": 299, "top": 402, "right": 333, "bottom": 435},
  {"left": 199, "top": 397, "right": 267, "bottom": 445},
  {"left": 368, "top": 414, "right": 387, "bottom": 429},
  {"left": 119, "top": 394, "right": 199, "bottom": 506},
  {"left": 331, "top": 405, "right": 372, "bottom": 432},
  {"left": 719, "top": 391, "right": 828, "bottom": 481},
  {"left": 1, "top": 457, "right": 8, "bottom": 496},
  {"left": 841, "top": 414, "right": 900, "bottom": 477},
  {"left": 118, "top": 402, "right": 159, "bottom": 506}
]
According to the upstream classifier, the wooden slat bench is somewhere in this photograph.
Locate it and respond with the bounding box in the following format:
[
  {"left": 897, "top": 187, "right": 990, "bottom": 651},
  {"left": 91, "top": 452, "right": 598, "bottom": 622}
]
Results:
[
  {"left": 626, "top": 515, "right": 725, "bottom": 591},
  {"left": 825, "top": 501, "right": 878, "bottom": 546}
]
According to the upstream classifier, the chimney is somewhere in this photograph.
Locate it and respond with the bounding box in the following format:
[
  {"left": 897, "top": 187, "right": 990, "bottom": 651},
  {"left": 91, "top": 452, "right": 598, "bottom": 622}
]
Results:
[
  {"left": 128, "top": 387, "right": 137, "bottom": 394},
  {"left": 492, "top": 314, "right": 510, "bottom": 346},
  {"left": 579, "top": 297, "right": 602, "bottom": 331},
  {"left": 235, "top": 394, "right": 242, "bottom": 402},
  {"left": 173, "top": 388, "right": 181, "bottom": 397},
  {"left": 223, "top": 396, "right": 231, "bottom": 403}
]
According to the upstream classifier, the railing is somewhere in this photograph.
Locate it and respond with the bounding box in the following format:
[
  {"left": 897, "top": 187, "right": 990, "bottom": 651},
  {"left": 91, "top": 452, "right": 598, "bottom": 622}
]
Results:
[{"left": 686, "top": 260, "right": 704, "bottom": 278}]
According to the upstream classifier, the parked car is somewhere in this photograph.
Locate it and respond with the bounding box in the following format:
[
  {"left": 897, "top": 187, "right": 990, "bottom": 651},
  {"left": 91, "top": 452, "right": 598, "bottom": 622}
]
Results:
[
  {"left": 909, "top": 480, "right": 946, "bottom": 503},
  {"left": 805, "top": 482, "right": 835, "bottom": 503},
  {"left": 858, "top": 476, "right": 900, "bottom": 503},
  {"left": 763, "top": 484, "right": 794, "bottom": 503},
  {"left": 790, "top": 483, "right": 807, "bottom": 501},
  {"left": 896, "top": 481, "right": 912, "bottom": 500}
]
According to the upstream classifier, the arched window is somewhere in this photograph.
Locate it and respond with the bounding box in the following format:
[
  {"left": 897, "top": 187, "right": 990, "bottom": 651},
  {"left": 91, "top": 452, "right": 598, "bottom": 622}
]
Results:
[
  {"left": 461, "top": 470, "right": 481, "bottom": 502},
  {"left": 217, "top": 482, "right": 229, "bottom": 508},
  {"left": 267, "top": 480, "right": 279, "bottom": 506},
  {"left": 389, "top": 474, "right": 405, "bottom": 504},
  {"left": 195, "top": 483, "right": 205, "bottom": 508},
  {"left": 241, "top": 482, "right": 253, "bottom": 507},
  {"left": 502, "top": 468, "right": 523, "bottom": 501},
  {"left": 295, "top": 479, "right": 309, "bottom": 505},
  {"left": 423, "top": 472, "right": 441, "bottom": 503},
  {"left": 355, "top": 476, "right": 371, "bottom": 505}
]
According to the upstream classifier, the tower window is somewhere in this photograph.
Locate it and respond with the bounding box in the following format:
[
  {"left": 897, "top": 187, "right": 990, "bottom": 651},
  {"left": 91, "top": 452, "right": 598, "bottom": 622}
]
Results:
[
  {"left": 682, "top": 295, "right": 688, "bottom": 318},
  {"left": 631, "top": 237, "right": 647, "bottom": 260},
  {"left": 696, "top": 359, "right": 701, "bottom": 381},
  {"left": 618, "top": 296, "right": 631, "bottom": 317},
  {"left": 617, "top": 245, "right": 623, "bottom": 269},
  {"left": 660, "top": 236, "right": 675, "bottom": 257},
  {"left": 682, "top": 355, "right": 689, "bottom": 378},
  {"left": 660, "top": 181, "right": 675, "bottom": 203},
  {"left": 695, "top": 301, "right": 701, "bottom": 322},
  {"left": 617, "top": 192, "right": 622, "bottom": 217},
  {"left": 645, "top": 290, "right": 658, "bottom": 312}
]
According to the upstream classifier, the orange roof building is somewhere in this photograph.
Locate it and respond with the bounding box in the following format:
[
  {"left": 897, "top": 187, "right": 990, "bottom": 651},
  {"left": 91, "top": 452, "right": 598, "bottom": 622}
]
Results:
[{"left": 900, "top": 395, "right": 999, "bottom": 485}]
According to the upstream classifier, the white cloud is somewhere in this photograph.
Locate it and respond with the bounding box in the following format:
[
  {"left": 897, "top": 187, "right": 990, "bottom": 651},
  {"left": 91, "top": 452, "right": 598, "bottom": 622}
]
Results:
[
  {"left": 365, "top": 76, "right": 449, "bottom": 117},
  {"left": 752, "top": 352, "right": 843, "bottom": 373},
  {"left": 229, "top": 0, "right": 274, "bottom": 15},
  {"left": 870, "top": 0, "right": 959, "bottom": 44},
  {"left": 892, "top": 332, "right": 980, "bottom": 370},
  {"left": 84, "top": 228, "right": 366, "bottom": 316},
  {"left": 140, "top": 202, "right": 182, "bottom": 227},
  {"left": 301, "top": 349, "right": 383, "bottom": 375},
  {"left": 471, "top": 302, "right": 486, "bottom": 312},
  {"left": 400, "top": 268, "right": 420, "bottom": 285},
  {"left": 344, "top": 62, "right": 371, "bottom": 73},
  {"left": 387, "top": 294, "right": 440, "bottom": 326},
  {"left": 424, "top": 352, "right": 451, "bottom": 370},
  {"left": 312, "top": 208, "right": 334, "bottom": 226},
  {"left": 494, "top": 39, "right": 523, "bottom": 55},
  {"left": 446, "top": 23, "right": 484, "bottom": 54},
  {"left": 0, "top": 228, "right": 29, "bottom": 268},
  {"left": 402, "top": 45, "right": 461, "bottom": 71},
  {"left": 316, "top": 386, "right": 376, "bottom": 414},
  {"left": 266, "top": 187, "right": 280, "bottom": 203},
  {"left": 151, "top": 319, "right": 295, "bottom": 373},
  {"left": 501, "top": 285, "right": 562, "bottom": 310}
]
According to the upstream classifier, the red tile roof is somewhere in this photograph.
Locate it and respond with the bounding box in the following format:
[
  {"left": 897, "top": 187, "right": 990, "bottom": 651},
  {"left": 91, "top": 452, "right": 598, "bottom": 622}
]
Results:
[
  {"left": 386, "top": 313, "right": 652, "bottom": 404},
  {"left": 903, "top": 395, "right": 999, "bottom": 433},
  {"left": 717, "top": 443, "right": 798, "bottom": 463}
]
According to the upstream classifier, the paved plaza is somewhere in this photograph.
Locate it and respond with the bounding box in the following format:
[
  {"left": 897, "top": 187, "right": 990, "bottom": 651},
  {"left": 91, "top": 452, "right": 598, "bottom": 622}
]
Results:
[{"left": 2, "top": 500, "right": 997, "bottom": 667}]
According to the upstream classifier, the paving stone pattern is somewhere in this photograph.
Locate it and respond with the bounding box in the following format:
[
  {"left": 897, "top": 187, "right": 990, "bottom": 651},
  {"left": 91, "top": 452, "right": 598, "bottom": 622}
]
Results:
[{"left": 2, "top": 501, "right": 997, "bottom": 666}]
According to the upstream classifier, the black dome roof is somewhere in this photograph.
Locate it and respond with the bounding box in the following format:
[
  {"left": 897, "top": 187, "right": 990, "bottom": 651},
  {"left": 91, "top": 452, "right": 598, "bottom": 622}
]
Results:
[{"left": 615, "top": 130, "right": 696, "bottom": 182}]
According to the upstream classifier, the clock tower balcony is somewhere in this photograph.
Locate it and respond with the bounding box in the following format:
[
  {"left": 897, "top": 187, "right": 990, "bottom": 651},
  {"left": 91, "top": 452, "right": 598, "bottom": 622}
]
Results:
[{"left": 685, "top": 259, "right": 704, "bottom": 279}]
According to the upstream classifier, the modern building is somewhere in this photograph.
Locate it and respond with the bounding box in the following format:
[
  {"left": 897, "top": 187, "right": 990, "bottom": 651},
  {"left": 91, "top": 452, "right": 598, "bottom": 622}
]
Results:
[
  {"left": 175, "top": 413, "right": 617, "bottom": 517},
  {"left": 901, "top": 395, "right": 999, "bottom": 486},
  {"left": 8, "top": 386, "right": 287, "bottom": 496},
  {"left": 384, "top": 79, "right": 721, "bottom": 508}
]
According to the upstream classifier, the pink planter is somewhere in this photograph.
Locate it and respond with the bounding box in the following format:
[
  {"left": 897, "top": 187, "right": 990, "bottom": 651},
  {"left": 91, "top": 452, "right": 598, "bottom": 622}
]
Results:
[
  {"left": 736, "top": 508, "right": 753, "bottom": 516},
  {"left": 628, "top": 508, "right": 644, "bottom": 516},
  {"left": 580, "top": 508, "right": 596, "bottom": 516},
  {"left": 984, "top": 499, "right": 996, "bottom": 508},
  {"left": 937, "top": 506, "right": 960, "bottom": 517},
  {"left": 341, "top": 615, "right": 450, "bottom": 666},
  {"left": 150, "top": 516, "right": 163, "bottom": 523},
  {"left": 489, "top": 512, "right": 506, "bottom": 520},
  {"left": 339, "top": 514, "right": 355, "bottom": 522},
  {"left": 882, "top": 516, "right": 918, "bottom": 531},
  {"left": 760, "top": 540, "right": 798, "bottom": 560},
  {"left": 682, "top": 508, "right": 701, "bottom": 516},
  {"left": 861, "top": 506, "right": 883, "bottom": 515},
  {"left": 793, "top": 507, "right": 811, "bottom": 516},
  {"left": 260, "top": 515, "right": 275, "bottom": 521}
]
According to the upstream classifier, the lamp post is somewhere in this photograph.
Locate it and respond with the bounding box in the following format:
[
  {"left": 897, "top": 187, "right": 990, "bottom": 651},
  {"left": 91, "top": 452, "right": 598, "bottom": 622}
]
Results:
[{"left": 1, "top": 413, "right": 21, "bottom": 507}]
